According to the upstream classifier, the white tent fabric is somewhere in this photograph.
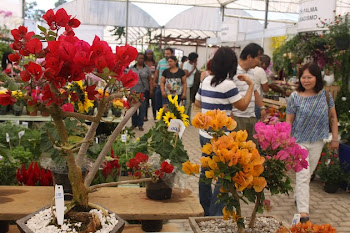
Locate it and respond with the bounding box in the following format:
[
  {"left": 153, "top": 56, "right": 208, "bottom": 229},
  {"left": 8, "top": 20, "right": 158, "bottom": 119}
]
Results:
[{"left": 56, "top": 0, "right": 160, "bottom": 28}]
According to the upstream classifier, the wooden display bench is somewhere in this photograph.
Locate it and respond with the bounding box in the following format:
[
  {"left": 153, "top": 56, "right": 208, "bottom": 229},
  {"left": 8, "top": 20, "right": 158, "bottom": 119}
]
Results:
[
  {"left": 0, "top": 186, "right": 203, "bottom": 232},
  {"left": 263, "top": 98, "right": 287, "bottom": 109},
  {"left": 0, "top": 114, "right": 121, "bottom": 123}
]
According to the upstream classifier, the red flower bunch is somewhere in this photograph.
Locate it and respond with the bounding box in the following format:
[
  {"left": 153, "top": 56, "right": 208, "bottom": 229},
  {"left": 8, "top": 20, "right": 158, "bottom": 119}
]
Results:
[
  {"left": 1, "top": 8, "right": 139, "bottom": 109},
  {"left": 126, "top": 153, "right": 174, "bottom": 179},
  {"left": 102, "top": 149, "right": 121, "bottom": 178},
  {"left": 16, "top": 162, "right": 53, "bottom": 186}
]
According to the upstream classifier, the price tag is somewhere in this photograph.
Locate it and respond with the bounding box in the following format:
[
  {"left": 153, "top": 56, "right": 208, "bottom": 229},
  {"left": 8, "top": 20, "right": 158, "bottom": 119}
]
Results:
[
  {"left": 291, "top": 213, "right": 300, "bottom": 226},
  {"left": 18, "top": 131, "right": 25, "bottom": 139},
  {"left": 55, "top": 185, "right": 65, "bottom": 225},
  {"left": 22, "top": 122, "right": 29, "bottom": 128},
  {"left": 121, "top": 134, "right": 127, "bottom": 142},
  {"left": 168, "top": 119, "right": 186, "bottom": 139},
  {"left": 95, "top": 137, "right": 99, "bottom": 144},
  {"left": 6, "top": 133, "right": 10, "bottom": 142}
]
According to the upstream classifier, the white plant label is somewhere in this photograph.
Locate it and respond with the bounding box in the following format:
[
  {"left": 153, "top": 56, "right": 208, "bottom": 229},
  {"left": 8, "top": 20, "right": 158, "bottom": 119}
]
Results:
[
  {"left": 95, "top": 137, "right": 99, "bottom": 144},
  {"left": 55, "top": 185, "right": 65, "bottom": 225},
  {"left": 22, "top": 122, "right": 29, "bottom": 128},
  {"left": 291, "top": 213, "right": 300, "bottom": 226},
  {"left": 121, "top": 134, "right": 127, "bottom": 142},
  {"left": 18, "top": 131, "right": 25, "bottom": 139},
  {"left": 168, "top": 119, "right": 185, "bottom": 139},
  {"left": 5, "top": 133, "right": 9, "bottom": 142}
]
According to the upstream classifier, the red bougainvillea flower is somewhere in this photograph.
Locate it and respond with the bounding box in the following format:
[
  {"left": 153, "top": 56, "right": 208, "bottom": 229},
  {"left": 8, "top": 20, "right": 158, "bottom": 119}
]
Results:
[
  {"left": 0, "top": 91, "right": 17, "bottom": 106},
  {"left": 126, "top": 158, "right": 140, "bottom": 170},
  {"left": 43, "top": 9, "right": 56, "bottom": 29},
  {"left": 27, "top": 62, "right": 43, "bottom": 80},
  {"left": 135, "top": 152, "right": 149, "bottom": 163},
  {"left": 25, "top": 38, "right": 42, "bottom": 54},
  {"left": 115, "top": 44, "right": 138, "bottom": 66},
  {"left": 11, "top": 26, "right": 28, "bottom": 40},
  {"left": 160, "top": 161, "right": 174, "bottom": 174},
  {"left": 86, "top": 85, "right": 98, "bottom": 100},
  {"left": 118, "top": 70, "right": 138, "bottom": 88},
  {"left": 55, "top": 8, "right": 70, "bottom": 27},
  {"left": 62, "top": 103, "right": 74, "bottom": 112},
  {"left": 8, "top": 53, "right": 20, "bottom": 62}
]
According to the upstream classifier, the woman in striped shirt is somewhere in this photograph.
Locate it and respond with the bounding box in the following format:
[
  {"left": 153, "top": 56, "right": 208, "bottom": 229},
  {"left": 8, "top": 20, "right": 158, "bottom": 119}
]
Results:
[
  {"left": 194, "top": 47, "right": 255, "bottom": 216},
  {"left": 286, "top": 63, "right": 339, "bottom": 223}
]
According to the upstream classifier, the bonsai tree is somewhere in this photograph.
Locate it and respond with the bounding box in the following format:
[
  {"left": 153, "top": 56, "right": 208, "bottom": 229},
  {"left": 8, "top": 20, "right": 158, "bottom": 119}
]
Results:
[{"left": 0, "top": 8, "right": 150, "bottom": 211}]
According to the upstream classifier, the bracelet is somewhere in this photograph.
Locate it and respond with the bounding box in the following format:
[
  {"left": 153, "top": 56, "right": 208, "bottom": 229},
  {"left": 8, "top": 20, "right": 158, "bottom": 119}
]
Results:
[{"left": 260, "top": 106, "right": 266, "bottom": 110}]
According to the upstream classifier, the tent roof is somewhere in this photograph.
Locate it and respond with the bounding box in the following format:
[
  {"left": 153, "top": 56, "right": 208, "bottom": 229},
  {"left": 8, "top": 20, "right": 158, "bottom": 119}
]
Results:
[{"left": 56, "top": 0, "right": 160, "bottom": 28}]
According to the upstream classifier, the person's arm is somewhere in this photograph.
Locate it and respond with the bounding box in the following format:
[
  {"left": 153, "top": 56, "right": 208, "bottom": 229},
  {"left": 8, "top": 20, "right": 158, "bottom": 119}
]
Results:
[
  {"left": 154, "top": 69, "right": 159, "bottom": 86},
  {"left": 195, "top": 99, "right": 201, "bottom": 108},
  {"left": 254, "top": 90, "right": 267, "bottom": 120},
  {"left": 286, "top": 114, "right": 295, "bottom": 130},
  {"left": 181, "top": 75, "right": 187, "bottom": 100},
  {"left": 232, "top": 75, "right": 254, "bottom": 111},
  {"left": 200, "top": 71, "right": 206, "bottom": 82},
  {"left": 329, "top": 107, "right": 339, "bottom": 149},
  {"left": 184, "top": 64, "right": 196, "bottom": 78},
  {"left": 261, "top": 83, "right": 269, "bottom": 93},
  {"left": 160, "top": 76, "right": 166, "bottom": 98}
]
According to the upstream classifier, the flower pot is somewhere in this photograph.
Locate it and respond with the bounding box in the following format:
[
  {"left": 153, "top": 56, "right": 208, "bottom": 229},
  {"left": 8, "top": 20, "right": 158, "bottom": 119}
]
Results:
[
  {"left": 141, "top": 220, "right": 163, "bottom": 232},
  {"left": 339, "top": 143, "right": 350, "bottom": 173},
  {"left": 324, "top": 183, "right": 339, "bottom": 193},
  {"left": 189, "top": 216, "right": 285, "bottom": 233},
  {"left": 146, "top": 178, "right": 172, "bottom": 200},
  {"left": 12, "top": 103, "right": 24, "bottom": 116},
  {"left": 335, "top": 36, "right": 349, "bottom": 50},
  {"left": 0, "top": 105, "right": 7, "bottom": 115},
  {"left": 323, "top": 74, "right": 335, "bottom": 86},
  {"left": 27, "top": 110, "right": 38, "bottom": 116},
  {"left": 16, "top": 205, "right": 125, "bottom": 233}
]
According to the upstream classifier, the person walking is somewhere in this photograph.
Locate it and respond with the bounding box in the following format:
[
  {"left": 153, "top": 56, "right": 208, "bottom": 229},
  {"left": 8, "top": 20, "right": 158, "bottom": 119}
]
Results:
[
  {"left": 183, "top": 52, "right": 198, "bottom": 121},
  {"left": 160, "top": 56, "right": 186, "bottom": 105},
  {"left": 144, "top": 49, "right": 158, "bottom": 120},
  {"left": 231, "top": 43, "right": 266, "bottom": 141},
  {"left": 194, "top": 47, "right": 255, "bottom": 216},
  {"left": 286, "top": 63, "right": 339, "bottom": 223},
  {"left": 154, "top": 48, "right": 174, "bottom": 112},
  {"left": 130, "top": 53, "right": 153, "bottom": 131},
  {"left": 253, "top": 54, "right": 270, "bottom": 119}
]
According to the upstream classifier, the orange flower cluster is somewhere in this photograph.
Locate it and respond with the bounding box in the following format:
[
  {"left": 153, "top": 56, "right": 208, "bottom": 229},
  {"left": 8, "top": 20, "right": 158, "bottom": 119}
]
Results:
[
  {"left": 223, "top": 207, "right": 241, "bottom": 221},
  {"left": 201, "top": 130, "right": 266, "bottom": 192},
  {"left": 192, "top": 110, "right": 237, "bottom": 132},
  {"left": 182, "top": 161, "right": 200, "bottom": 175},
  {"left": 284, "top": 221, "right": 337, "bottom": 233}
]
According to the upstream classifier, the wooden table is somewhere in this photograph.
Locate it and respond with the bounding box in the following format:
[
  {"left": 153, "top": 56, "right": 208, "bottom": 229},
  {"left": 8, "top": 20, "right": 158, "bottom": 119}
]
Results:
[
  {"left": 0, "top": 114, "right": 121, "bottom": 122},
  {"left": 0, "top": 186, "right": 204, "bottom": 221}
]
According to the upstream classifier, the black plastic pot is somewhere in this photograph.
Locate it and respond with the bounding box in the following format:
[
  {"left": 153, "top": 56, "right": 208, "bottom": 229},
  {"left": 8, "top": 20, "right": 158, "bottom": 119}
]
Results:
[
  {"left": 141, "top": 220, "right": 163, "bottom": 232},
  {"left": 335, "top": 36, "right": 350, "bottom": 50},
  {"left": 146, "top": 179, "right": 172, "bottom": 200},
  {"left": 16, "top": 205, "right": 125, "bottom": 233},
  {"left": 324, "top": 183, "right": 339, "bottom": 193}
]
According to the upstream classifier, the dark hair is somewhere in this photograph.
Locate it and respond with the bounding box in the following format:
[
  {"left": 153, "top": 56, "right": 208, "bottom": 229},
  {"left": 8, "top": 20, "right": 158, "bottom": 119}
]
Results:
[
  {"left": 138, "top": 52, "right": 145, "bottom": 57},
  {"left": 211, "top": 47, "right": 238, "bottom": 87},
  {"left": 1, "top": 51, "right": 12, "bottom": 70},
  {"left": 297, "top": 63, "right": 324, "bottom": 93},
  {"left": 144, "top": 49, "right": 155, "bottom": 63},
  {"left": 167, "top": 55, "right": 177, "bottom": 62},
  {"left": 260, "top": 54, "right": 271, "bottom": 66},
  {"left": 240, "top": 43, "right": 264, "bottom": 60},
  {"left": 165, "top": 47, "right": 174, "bottom": 54},
  {"left": 188, "top": 52, "right": 198, "bottom": 62},
  {"left": 181, "top": 56, "right": 188, "bottom": 63},
  {"left": 206, "top": 59, "right": 212, "bottom": 71}
]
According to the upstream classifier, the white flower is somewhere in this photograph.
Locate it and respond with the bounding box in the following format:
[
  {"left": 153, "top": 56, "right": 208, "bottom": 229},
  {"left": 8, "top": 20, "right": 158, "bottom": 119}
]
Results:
[{"left": 342, "top": 97, "right": 347, "bottom": 101}]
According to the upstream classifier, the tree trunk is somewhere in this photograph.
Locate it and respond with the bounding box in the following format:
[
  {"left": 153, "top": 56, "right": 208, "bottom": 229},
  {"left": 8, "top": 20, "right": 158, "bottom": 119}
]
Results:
[
  {"left": 52, "top": 112, "right": 89, "bottom": 208},
  {"left": 230, "top": 187, "right": 244, "bottom": 233},
  {"left": 249, "top": 192, "right": 262, "bottom": 229}
]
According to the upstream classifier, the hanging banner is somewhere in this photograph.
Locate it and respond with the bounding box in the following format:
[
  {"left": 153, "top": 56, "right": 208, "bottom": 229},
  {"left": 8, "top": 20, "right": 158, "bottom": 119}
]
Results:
[
  {"left": 220, "top": 21, "right": 238, "bottom": 42},
  {"left": 297, "top": 0, "right": 336, "bottom": 32}
]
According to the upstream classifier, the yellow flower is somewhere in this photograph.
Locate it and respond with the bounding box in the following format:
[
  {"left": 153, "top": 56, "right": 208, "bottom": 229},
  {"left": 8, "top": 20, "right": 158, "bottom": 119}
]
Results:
[
  {"left": 163, "top": 111, "right": 176, "bottom": 126},
  {"left": 205, "top": 170, "right": 215, "bottom": 179},
  {"left": 177, "top": 105, "right": 185, "bottom": 114},
  {"left": 252, "top": 177, "right": 267, "bottom": 192},
  {"left": 168, "top": 95, "right": 178, "bottom": 106},
  {"left": 208, "top": 159, "right": 218, "bottom": 171},
  {"left": 181, "top": 113, "right": 190, "bottom": 127},
  {"left": 201, "top": 143, "right": 213, "bottom": 155},
  {"left": 200, "top": 157, "right": 211, "bottom": 168},
  {"left": 192, "top": 112, "right": 212, "bottom": 130},
  {"left": 236, "top": 130, "right": 248, "bottom": 142},
  {"left": 182, "top": 161, "right": 200, "bottom": 175},
  {"left": 226, "top": 117, "right": 237, "bottom": 131},
  {"left": 77, "top": 94, "right": 94, "bottom": 113},
  {"left": 156, "top": 107, "right": 164, "bottom": 120},
  {"left": 112, "top": 99, "right": 124, "bottom": 109},
  {"left": 233, "top": 171, "right": 253, "bottom": 192},
  {"left": 222, "top": 207, "right": 231, "bottom": 220}
]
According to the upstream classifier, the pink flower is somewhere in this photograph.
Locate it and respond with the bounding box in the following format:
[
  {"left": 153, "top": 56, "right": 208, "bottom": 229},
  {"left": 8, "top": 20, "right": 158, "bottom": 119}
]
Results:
[{"left": 62, "top": 103, "right": 74, "bottom": 112}]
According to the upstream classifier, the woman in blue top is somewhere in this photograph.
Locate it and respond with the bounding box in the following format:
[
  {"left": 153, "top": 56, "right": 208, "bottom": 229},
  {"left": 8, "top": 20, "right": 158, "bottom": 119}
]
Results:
[{"left": 286, "top": 63, "right": 339, "bottom": 223}]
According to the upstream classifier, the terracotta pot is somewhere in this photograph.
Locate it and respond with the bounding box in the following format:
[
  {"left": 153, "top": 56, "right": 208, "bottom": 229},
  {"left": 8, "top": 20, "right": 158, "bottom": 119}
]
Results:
[
  {"left": 27, "top": 110, "right": 38, "bottom": 116},
  {"left": 16, "top": 205, "right": 125, "bottom": 233}
]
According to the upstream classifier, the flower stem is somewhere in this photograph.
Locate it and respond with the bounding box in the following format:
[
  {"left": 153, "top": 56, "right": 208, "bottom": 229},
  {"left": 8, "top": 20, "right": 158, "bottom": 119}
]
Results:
[{"left": 249, "top": 191, "right": 263, "bottom": 229}]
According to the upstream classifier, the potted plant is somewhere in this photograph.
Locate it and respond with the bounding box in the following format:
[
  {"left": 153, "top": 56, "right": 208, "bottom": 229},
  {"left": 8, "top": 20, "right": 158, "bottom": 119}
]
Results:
[
  {"left": 329, "top": 13, "right": 350, "bottom": 50},
  {"left": 316, "top": 145, "right": 347, "bottom": 193},
  {"left": 338, "top": 112, "right": 350, "bottom": 174},
  {"left": 111, "top": 99, "right": 124, "bottom": 117},
  {"left": 11, "top": 90, "right": 25, "bottom": 116},
  {"left": 183, "top": 110, "right": 308, "bottom": 233},
  {"left": 277, "top": 221, "right": 336, "bottom": 233},
  {"left": 0, "top": 8, "right": 146, "bottom": 233}
]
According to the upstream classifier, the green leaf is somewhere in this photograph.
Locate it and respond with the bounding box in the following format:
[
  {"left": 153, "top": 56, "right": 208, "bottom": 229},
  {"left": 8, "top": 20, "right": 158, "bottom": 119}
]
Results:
[
  {"left": 38, "top": 25, "right": 47, "bottom": 33},
  {"left": 32, "top": 35, "right": 45, "bottom": 40},
  {"left": 68, "top": 136, "right": 84, "bottom": 144},
  {"left": 47, "top": 31, "right": 57, "bottom": 36}
]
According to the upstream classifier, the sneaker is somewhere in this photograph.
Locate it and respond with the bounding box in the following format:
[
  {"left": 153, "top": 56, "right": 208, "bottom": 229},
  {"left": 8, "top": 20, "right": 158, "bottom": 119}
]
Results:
[
  {"left": 139, "top": 127, "right": 144, "bottom": 131},
  {"left": 300, "top": 216, "right": 309, "bottom": 223}
]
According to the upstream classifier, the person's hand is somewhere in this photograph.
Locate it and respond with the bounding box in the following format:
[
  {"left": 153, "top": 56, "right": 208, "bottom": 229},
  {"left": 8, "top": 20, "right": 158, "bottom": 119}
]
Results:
[
  {"left": 181, "top": 94, "right": 186, "bottom": 100},
  {"left": 162, "top": 92, "right": 166, "bottom": 98},
  {"left": 330, "top": 140, "right": 339, "bottom": 150},
  {"left": 193, "top": 62, "right": 197, "bottom": 69},
  {"left": 237, "top": 74, "right": 253, "bottom": 86},
  {"left": 260, "top": 109, "right": 267, "bottom": 121}
]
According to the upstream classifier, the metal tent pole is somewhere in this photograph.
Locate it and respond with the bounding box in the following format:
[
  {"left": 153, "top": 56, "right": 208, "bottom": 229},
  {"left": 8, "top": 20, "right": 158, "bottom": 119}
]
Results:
[
  {"left": 262, "top": 0, "right": 269, "bottom": 48},
  {"left": 126, "top": 0, "right": 129, "bottom": 44}
]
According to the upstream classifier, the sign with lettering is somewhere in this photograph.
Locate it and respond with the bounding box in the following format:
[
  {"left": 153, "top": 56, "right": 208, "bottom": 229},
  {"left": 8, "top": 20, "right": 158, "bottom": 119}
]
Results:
[
  {"left": 297, "top": 0, "right": 336, "bottom": 32},
  {"left": 168, "top": 119, "right": 186, "bottom": 139}
]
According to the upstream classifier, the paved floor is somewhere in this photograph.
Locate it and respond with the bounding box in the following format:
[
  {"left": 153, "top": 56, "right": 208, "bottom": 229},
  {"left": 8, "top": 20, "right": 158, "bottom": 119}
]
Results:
[{"left": 127, "top": 107, "right": 350, "bottom": 233}]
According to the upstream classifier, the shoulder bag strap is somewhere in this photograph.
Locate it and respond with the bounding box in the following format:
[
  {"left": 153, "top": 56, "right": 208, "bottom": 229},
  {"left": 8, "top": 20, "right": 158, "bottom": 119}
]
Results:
[{"left": 325, "top": 90, "right": 332, "bottom": 132}]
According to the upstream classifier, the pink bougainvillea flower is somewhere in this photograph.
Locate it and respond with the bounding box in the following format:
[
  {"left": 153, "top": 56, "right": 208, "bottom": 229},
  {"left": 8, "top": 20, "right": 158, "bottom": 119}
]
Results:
[{"left": 62, "top": 103, "right": 74, "bottom": 112}]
